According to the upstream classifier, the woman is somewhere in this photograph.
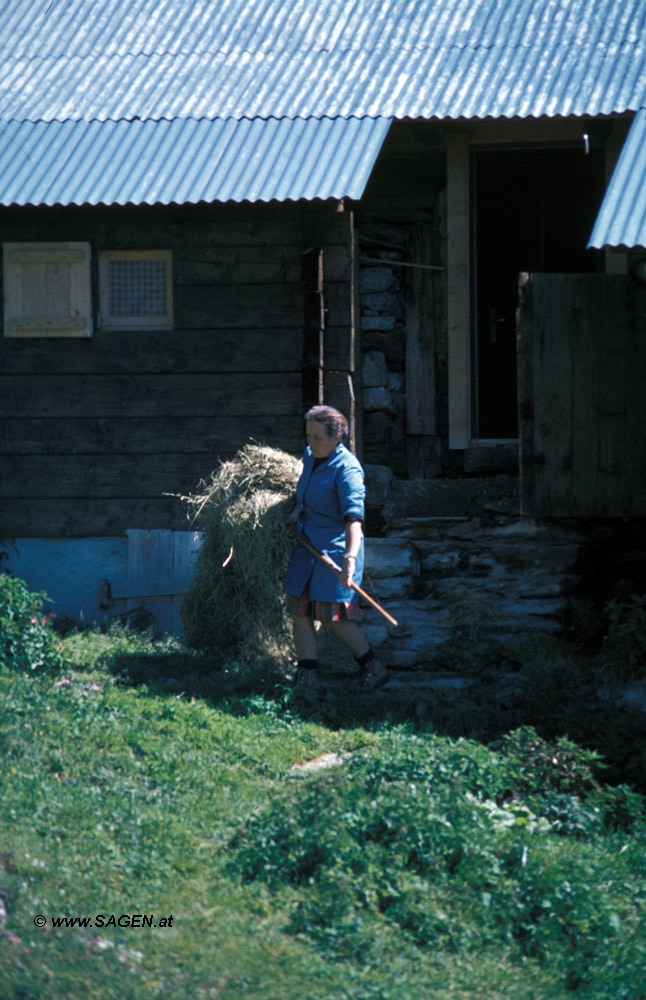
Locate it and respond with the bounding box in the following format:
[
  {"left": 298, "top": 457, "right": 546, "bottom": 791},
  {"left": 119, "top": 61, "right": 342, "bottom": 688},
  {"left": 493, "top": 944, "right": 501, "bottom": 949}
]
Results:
[{"left": 284, "top": 405, "right": 389, "bottom": 691}]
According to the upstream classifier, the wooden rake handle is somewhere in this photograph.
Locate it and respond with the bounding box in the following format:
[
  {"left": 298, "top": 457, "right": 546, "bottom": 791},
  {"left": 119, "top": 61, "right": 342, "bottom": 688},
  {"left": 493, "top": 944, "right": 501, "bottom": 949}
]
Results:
[{"left": 288, "top": 526, "right": 398, "bottom": 627}]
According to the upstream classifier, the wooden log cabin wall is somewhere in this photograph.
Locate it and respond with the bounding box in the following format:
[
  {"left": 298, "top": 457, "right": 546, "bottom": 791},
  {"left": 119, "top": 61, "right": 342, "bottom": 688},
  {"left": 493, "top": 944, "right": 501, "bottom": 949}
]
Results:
[
  {"left": 354, "top": 120, "right": 447, "bottom": 478},
  {"left": 0, "top": 200, "right": 358, "bottom": 540}
]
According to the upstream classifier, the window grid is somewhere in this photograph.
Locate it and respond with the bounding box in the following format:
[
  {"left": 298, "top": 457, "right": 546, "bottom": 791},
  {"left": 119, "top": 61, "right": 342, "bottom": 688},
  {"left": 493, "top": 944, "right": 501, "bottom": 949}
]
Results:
[{"left": 108, "top": 259, "right": 167, "bottom": 318}]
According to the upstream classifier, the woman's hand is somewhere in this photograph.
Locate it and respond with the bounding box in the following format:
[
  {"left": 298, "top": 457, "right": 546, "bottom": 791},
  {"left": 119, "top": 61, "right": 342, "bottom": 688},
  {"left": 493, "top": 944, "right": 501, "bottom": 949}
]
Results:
[
  {"left": 285, "top": 506, "right": 298, "bottom": 529},
  {"left": 339, "top": 555, "right": 356, "bottom": 589},
  {"left": 340, "top": 520, "right": 362, "bottom": 589}
]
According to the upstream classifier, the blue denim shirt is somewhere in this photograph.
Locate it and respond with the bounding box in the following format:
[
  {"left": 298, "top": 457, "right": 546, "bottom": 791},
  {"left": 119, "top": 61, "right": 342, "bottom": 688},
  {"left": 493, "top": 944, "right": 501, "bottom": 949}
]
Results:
[{"left": 284, "top": 442, "right": 365, "bottom": 602}]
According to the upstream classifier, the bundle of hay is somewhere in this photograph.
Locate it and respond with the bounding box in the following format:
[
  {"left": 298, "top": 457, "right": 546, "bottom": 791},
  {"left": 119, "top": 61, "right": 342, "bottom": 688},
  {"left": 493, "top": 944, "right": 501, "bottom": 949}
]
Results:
[{"left": 180, "top": 443, "right": 302, "bottom": 664}]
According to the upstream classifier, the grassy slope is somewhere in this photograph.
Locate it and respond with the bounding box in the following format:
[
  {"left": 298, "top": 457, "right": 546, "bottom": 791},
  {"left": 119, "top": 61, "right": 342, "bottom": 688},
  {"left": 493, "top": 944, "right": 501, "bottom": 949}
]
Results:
[{"left": 0, "top": 631, "right": 645, "bottom": 1000}]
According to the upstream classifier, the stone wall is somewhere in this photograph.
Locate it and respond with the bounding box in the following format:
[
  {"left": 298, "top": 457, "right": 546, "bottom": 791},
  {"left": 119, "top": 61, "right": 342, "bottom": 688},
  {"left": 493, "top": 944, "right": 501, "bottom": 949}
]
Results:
[
  {"left": 360, "top": 517, "right": 586, "bottom": 667},
  {"left": 358, "top": 226, "right": 409, "bottom": 475}
]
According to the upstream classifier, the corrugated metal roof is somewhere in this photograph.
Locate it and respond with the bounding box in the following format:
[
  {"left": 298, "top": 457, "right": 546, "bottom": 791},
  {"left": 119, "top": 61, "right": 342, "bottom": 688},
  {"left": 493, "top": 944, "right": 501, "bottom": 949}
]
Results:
[
  {"left": 2, "top": 40, "right": 644, "bottom": 124},
  {"left": 0, "top": 116, "right": 390, "bottom": 206},
  {"left": 0, "top": 0, "right": 645, "bottom": 124},
  {"left": 0, "top": 0, "right": 645, "bottom": 206},
  {"left": 6, "top": 0, "right": 643, "bottom": 61},
  {"left": 588, "top": 108, "right": 646, "bottom": 248}
]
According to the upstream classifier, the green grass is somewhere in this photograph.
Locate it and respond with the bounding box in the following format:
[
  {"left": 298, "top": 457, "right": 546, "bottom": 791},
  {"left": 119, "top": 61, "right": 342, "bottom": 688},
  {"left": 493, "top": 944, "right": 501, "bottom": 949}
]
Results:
[{"left": 1, "top": 626, "right": 645, "bottom": 1000}]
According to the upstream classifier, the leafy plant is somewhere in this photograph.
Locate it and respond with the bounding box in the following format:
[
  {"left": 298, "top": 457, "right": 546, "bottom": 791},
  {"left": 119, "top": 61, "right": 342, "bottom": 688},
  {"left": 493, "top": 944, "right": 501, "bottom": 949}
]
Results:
[
  {"left": 601, "top": 595, "right": 646, "bottom": 680},
  {"left": 537, "top": 793, "right": 604, "bottom": 838},
  {"left": 493, "top": 726, "right": 603, "bottom": 798},
  {"left": 228, "top": 729, "right": 646, "bottom": 991},
  {"left": 0, "top": 573, "right": 62, "bottom": 673},
  {"left": 517, "top": 636, "right": 597, "bottom": 716},
  {"left": 1, "top": 625, "right": 645, "bottom": 1000}
]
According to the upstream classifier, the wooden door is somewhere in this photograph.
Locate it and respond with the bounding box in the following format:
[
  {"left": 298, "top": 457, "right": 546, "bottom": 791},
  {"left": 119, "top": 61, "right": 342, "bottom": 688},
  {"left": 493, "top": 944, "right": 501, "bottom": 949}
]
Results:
[
  {"left": 473, "top": 148, "right": 605, "bottom": 439},
  {"left": 517, "top": 273, "right": 646, "bottom": 517}
]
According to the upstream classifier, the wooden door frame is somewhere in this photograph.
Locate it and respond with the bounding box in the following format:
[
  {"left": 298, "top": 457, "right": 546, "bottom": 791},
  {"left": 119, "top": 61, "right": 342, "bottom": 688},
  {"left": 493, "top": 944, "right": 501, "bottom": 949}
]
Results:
[
  {"left": 446, "top": 133, "right": 471, "bottom": 450},
  {"left": 444, "top": 116, "right": 630, "bottom": 458}
]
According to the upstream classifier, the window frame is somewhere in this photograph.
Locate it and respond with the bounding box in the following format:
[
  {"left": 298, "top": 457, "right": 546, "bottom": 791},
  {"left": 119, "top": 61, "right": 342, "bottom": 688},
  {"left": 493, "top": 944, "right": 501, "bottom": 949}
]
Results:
[
  {"left": 98, "top": 249, "right": 173, "bottom": 330},
  {"left": 3, "top": 241, "right": 92, "bottom": 338}
]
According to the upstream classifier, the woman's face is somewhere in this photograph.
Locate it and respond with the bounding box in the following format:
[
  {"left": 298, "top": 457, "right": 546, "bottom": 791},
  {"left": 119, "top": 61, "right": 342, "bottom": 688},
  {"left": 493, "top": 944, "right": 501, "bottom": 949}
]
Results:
[{"left": 306, "top": 421, "right": 341, "bottom": 459}]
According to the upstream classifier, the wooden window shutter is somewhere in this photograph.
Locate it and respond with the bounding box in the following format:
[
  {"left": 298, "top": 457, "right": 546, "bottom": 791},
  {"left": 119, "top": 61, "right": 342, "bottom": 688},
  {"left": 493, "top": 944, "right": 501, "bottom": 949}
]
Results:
[{"left": 3, "top": 241, "right": 92, "bottom": 338}]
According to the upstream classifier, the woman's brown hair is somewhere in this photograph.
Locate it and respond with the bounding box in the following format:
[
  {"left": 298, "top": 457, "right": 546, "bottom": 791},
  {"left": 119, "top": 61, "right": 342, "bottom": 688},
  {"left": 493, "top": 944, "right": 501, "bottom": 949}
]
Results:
[{"left": 304, "top": 405, "right": 349, "bottom": 441}]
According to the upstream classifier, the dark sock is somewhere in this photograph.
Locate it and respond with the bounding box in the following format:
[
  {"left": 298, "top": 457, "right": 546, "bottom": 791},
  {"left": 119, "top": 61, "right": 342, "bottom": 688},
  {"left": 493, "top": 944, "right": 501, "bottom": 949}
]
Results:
[
  {"left": 354, "top": 647, "right": 375, "bottom": 669},
  {"left": 298, "top": 659, "right": 319, "bottom": 671}
]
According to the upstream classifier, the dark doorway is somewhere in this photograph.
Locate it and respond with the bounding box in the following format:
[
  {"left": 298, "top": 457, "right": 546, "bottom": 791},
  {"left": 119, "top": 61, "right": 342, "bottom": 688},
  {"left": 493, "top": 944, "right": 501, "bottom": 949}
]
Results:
[{"left": 472, "top": 145, "right": 605, "bottom": 439}]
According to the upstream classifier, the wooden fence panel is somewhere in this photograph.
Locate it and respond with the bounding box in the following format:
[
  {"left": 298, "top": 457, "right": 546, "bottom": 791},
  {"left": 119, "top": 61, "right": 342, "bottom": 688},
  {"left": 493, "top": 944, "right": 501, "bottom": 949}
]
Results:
[{"left": 517, "top": 273, "right": 644, "bottom": 517}]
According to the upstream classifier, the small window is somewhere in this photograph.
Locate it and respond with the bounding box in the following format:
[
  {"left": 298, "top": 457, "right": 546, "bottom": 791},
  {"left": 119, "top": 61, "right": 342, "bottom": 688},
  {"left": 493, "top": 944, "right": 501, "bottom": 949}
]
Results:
[
  {"left": 99, "top": 250, "right": 173, "bottom": 329},
  {"left": 3, "top": 241, "right": 92, "bottom": 337}
]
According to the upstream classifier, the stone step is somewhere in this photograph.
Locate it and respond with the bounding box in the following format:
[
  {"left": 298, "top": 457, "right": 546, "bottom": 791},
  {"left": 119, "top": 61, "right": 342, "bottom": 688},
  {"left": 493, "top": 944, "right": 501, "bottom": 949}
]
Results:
[
  {"left": 384, "top": 476, "right": 520, "bottom": 520},
  {"left": 357, "top": 515, "right": 585, "bottom": 664},
  {"left": 296, "top": 669, "right": 646, "bottom": 715},
  {"left": 361, "top": 600, "right": 451, "bottom": 666},
  {"left": 364, "top": 536, "right": 421, "bottom": 599},
  {"left": 360, "top": 590, "right": 564, "bottom": 667},
  {"left": 390, "top": 515, "right": 583, "bottom": 545},
  {"left": 364, "top": 537, "right": 421, "bottom": 577}
]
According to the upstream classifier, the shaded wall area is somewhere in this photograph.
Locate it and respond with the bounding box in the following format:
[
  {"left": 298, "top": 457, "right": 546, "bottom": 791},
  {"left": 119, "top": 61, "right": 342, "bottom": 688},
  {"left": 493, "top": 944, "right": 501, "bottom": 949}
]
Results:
[{"left": 0, "top": 200, "right": 352, "bottom": 539}]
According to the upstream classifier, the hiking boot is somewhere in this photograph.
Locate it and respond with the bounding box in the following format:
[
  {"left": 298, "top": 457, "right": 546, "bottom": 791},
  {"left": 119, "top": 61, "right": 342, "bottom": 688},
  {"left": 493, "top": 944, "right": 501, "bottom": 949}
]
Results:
[
  {"left": 297, "top": 667, "right": 326, "bottom": 692},
  {"left": 360, "top": 657, "right": 389, "bottom": 690}
]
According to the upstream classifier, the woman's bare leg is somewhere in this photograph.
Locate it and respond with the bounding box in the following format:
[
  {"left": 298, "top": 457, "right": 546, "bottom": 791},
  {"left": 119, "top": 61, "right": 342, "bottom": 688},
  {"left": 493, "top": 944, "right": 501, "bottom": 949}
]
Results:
[
  {"left": 322, "top": 620, "right": 388, "bottom": 688},
  {"left": 291, "top": 614, "right": 327, "bottom": 690},
  {"left": 321, "top": 620, "right": 369, "bottom": 658},
  {"left": 291, "top": 614, "right": 318, "bottom": 659}
]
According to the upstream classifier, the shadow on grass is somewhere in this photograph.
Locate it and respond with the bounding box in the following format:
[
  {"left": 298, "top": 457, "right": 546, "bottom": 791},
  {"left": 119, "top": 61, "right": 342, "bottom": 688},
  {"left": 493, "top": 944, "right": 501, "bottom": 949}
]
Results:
[{"left": 101, "top": 636, "right": 646, "bottom": 796}]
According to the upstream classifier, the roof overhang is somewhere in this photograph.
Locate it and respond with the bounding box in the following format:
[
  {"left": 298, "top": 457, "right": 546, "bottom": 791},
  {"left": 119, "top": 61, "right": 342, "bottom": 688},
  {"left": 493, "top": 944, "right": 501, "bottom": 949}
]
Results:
[
  {"left": 588, "top": 108, "right": 646, "bottom": 249},
  {"left": 0, "top": 115, "right": 391, "bottom": 207}
]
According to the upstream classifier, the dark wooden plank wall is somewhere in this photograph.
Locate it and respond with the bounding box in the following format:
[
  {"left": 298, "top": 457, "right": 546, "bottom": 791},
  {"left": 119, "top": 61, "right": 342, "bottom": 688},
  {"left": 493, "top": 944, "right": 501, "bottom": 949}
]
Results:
[
  {"left": 517, "top": 272, "right": 646, "bottom": 517},
  {"left": 0, "top": 202, "right": 349, "bottom": 537}
]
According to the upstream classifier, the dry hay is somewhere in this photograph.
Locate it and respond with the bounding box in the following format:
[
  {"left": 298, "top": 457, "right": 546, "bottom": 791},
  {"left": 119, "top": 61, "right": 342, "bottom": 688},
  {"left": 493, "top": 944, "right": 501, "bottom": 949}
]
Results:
[{"left": 180, "top": 443, "right": 302, "bottom": 663}]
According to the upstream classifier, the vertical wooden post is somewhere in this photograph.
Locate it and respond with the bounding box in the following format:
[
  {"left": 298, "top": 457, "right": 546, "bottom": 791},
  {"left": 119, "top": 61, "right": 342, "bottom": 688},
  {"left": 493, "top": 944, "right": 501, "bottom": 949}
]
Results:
[
  {"left": 446, "top": 133, "right": 471, "bottom": 451},
  {"left": 350, "top": 221, "right": 363, "bottom": 459},
  {"left": 321, "top": 208, "right": 359, "bottom": 453},
  {"left": 626, "top": 278, "right": 646, "bottom": 515},
  {"left": 604, "top": 120, "right": 631, "bottom": 277},
  {"left": 302, "top": 247, "right": 325, "bottom": 410},
  {"left": 406, "top": 222, "right": 441, "bottom": 477},
  {"left": 516, "top": 272, "right": 536, "bottom": 515}
]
